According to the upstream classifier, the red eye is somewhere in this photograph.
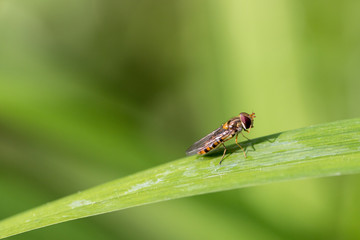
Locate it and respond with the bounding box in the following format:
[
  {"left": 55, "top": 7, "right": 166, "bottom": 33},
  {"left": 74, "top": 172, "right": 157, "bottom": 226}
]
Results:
[{"left": 240, "top": 114, "right": 252, "bottom": 129}]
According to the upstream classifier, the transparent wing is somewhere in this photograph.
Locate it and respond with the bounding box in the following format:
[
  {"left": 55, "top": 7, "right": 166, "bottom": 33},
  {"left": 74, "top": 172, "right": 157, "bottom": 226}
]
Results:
[{"left": 186, "top": 127, "right": 227, "bottom": 156}]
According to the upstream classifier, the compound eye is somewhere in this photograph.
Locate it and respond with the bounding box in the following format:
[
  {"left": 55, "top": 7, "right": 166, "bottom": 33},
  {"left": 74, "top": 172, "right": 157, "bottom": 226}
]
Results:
[{"left": 240, "top": 114, "right": 252, "bottom": 130}]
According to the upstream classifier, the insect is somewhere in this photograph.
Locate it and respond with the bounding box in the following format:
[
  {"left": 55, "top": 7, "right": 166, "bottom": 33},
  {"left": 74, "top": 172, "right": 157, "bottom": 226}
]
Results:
[{"left": 186, "top": 112, "right": 256, "bottom": 165}]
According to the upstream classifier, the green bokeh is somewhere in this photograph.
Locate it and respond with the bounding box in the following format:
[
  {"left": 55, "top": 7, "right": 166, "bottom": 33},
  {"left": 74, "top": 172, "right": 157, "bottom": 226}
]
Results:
[{"left": 1, "top": 0, "right": 359, "bottom": 239}]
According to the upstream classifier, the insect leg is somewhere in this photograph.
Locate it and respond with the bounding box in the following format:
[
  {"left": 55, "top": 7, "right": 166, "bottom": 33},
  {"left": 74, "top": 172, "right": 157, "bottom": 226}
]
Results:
[
  {"left": 219, "top": 143, "right": 227, "bottom": 165},
  {"left": 236, "top": 133, "right": 247, "bottom": 158},
  {"left": 241, "top": 131, "right": 251, "bottom": 141}
]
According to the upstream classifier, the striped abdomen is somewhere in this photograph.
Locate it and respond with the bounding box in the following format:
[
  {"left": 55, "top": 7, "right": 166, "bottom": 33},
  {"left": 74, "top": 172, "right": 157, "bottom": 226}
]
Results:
[{"left": 198, "top": 132, "right": 234, "bottom": 155}]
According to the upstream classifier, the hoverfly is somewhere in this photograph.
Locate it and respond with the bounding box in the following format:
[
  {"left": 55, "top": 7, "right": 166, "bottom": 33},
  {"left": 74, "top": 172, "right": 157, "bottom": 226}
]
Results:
[{"left": 186, "top": 112, "right": 256, "bottom": 165}]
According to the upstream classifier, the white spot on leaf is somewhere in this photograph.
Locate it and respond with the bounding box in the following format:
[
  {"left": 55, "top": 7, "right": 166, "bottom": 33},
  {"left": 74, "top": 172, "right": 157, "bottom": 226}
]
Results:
[
  {"left": 183, "top": 166, "right": 198, "bottom": 177},
  {"left": 69, "top": 199, "right": 94, "bottom": 209},
  {"left": 124, "top": 178, "right": 163, "bottom": 195}
]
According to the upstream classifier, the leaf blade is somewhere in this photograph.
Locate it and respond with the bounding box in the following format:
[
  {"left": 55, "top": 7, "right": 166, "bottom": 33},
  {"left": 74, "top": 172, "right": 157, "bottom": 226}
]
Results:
[{"left": 1, "top": 118, "right": 360, "bottom": 238}]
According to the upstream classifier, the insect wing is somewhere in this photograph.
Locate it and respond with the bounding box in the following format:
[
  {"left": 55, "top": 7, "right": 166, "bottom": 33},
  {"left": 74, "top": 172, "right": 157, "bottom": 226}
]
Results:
[{"left": 186, "top": 127, "right": 227, "bottom": 156}]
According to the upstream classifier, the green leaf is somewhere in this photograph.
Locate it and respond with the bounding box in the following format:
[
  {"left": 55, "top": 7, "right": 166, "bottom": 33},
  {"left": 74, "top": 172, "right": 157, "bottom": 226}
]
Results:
[{"left": 1, "top": 118, "right": 360, "bottom": 239}]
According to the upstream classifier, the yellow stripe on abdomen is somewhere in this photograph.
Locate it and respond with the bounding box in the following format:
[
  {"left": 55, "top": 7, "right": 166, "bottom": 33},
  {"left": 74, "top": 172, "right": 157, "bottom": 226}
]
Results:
[{"left": 198, "top": 140, "right": 222, "bottom": 155}]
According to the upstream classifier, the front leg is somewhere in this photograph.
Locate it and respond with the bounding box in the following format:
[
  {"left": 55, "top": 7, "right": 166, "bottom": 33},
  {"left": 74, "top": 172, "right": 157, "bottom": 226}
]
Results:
[
  {"left": 241, "top": 131, "right": 251, "bottom": 141},
  {"left": 235, "top": 133, "right": 247, "bottom": 158}
]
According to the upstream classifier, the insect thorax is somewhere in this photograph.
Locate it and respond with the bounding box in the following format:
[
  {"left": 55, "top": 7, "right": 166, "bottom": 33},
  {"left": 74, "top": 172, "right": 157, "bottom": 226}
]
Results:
[{"left": 223, "top": 117, "right": 242, "bottom": 132}]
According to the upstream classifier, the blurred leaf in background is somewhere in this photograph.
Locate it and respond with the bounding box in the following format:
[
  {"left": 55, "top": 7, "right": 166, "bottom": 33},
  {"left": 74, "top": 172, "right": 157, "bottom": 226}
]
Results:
[{"left": 0, "top": 0, "right": 360, "bottom": 239}]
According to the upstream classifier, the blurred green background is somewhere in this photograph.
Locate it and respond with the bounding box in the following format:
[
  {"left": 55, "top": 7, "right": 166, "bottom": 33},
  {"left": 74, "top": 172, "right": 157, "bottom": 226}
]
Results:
[{"left": 1, "top": 0, "right": 360, "bottom": 239}]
